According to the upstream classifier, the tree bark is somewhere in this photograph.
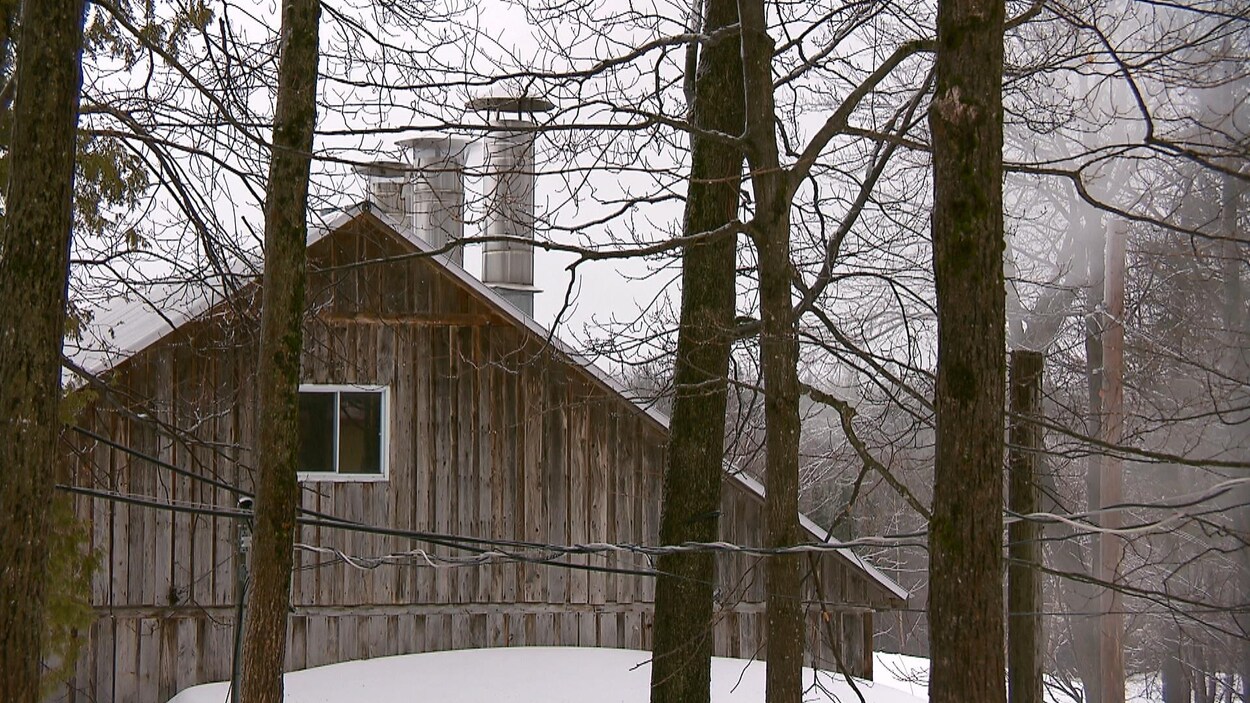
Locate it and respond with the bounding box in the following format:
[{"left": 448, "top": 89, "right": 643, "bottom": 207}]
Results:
[
  {"left": 1008, "top": 350, "right": 1044, "bottom": 703},
  {"left": 926, "top": 0, "right": 1007, "bottom": 697},
  {"left": 1097, "top": 219, "right": 1126, "bottom": 703},
  {"left": 1082, "top": 209, "right": 1106, "bottom": 521},
  {"left": 648, "top": 1, "right": 744, "bottom": 702},
  {"left": 1160, "top": 634, "right": 1190, "bottom": 703},
  {"left": 1079, "top": 206, "right": 1106, "bottom": 703},
  {"left": 1217, "top": 171, "right": 1249, "bottom": 703},
  {"left": 1036, "top": 462, "right": 1102, "bottom": 700},
  {"left": 738, "top": 2, "right": 804, "bottom": 701},
  {"left": 0, "top": 1, "right": 87, "bottom": 701},
  {"left": 239, "top": 1, "right": 321, "bottom": 701}
]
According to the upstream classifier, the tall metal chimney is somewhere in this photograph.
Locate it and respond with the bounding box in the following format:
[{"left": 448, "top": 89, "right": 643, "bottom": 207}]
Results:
[
  {"left": 398, "top": 136, "right": 469, "bottom": 266},
  {"left": 467, "top": 96, "right": 554, "bottom": 317}
]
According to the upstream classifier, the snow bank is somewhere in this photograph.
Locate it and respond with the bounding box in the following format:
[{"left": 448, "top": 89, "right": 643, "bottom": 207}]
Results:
[
  {"left": 167, "top": 647, "right": 925, "bottom": 703},
  {"left": 867, "top": 652, "right": 1161, "bottom": 703},
  {"left": 871, "top": 653, "right": 931, "bottom": 699}
]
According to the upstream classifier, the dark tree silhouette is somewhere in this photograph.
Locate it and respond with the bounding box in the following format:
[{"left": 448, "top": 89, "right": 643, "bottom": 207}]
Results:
[
  {"left": 239, "top": 0, "right": 322, "bottom": 701},
  {"left": 0, "top": 1, "right": 88, "bottom": 700},
  {"left": 927, "top": 0, "right": 1008, "bottom": 697},
  {"left": 648, "top": 0, "right": 744, "bottom": 701}
]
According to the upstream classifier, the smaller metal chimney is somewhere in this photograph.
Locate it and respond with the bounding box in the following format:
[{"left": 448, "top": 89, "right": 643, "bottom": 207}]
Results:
[
  {"left": 354, "top": 141, "right": 470, "bottom": 267},
  {"left": 399, "top": 136, "right": 469, "bottom": 266},
  {"left": 468, "top": 96, "right": 554, "bottom": 317},
  {"left": 354, "top": 160, "right": 410, "bottom": 217}
]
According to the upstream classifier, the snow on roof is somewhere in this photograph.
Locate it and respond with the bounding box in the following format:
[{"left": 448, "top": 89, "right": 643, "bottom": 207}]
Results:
[
  {"left": 69, "top": 203, "right": 908, "bottom": 604},
  {"left": 732, "top": 472, "right": 909, "bottom": 602},
  {"left": 64, "top": 207, "right": 359, "bottom": 379},
  {"left": 67, "top": 277, "right": 226, "bottom": 378},
  {"left": 167, "top": 647, "right": 926, "bottom": 703}
]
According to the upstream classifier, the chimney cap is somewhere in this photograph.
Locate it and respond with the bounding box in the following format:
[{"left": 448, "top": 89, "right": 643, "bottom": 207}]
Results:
[
  {"left": 466, "top": 95, "right": 556, "bottom": 116},
  {"left": 397, "top": 135, "right": 470, "bottom": 150},
  {"left": 353, "top": 160, "right": 408, "bottom": 179}
]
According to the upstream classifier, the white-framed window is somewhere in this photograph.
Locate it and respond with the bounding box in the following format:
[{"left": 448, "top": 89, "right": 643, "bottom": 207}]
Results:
[{"left": 297, "top": 384, "right": 389, "bottom": 481}]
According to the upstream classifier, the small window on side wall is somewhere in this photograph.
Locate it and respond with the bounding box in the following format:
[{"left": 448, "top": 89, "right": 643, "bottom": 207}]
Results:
[{"left": 298, "top": 385, "right": 388, "bottom": 480}]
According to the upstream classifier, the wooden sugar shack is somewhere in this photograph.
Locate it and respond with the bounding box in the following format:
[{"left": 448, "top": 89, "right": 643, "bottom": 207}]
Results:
[{"left": 56, "top": 127, "right": 906, "bottom": 703}]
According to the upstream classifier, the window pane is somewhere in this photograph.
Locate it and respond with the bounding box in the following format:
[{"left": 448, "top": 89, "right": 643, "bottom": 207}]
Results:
[
  {"left": 338, "top": 392, "right": 383, "bottom": 474},
  {"left": 298, "top": 392, "right": 336, "bottom": 473}
]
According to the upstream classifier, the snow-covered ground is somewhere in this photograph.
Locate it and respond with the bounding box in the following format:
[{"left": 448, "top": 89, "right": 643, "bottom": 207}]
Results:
[
  {"left": 168, "top": 646, "right": 1169, "bottom": 702},
  {"left": 168, "top": 647, "right": 925, "bottom": 703},
  {"left": 870, "top": 652, "right": 1161, "bottom": 703},
  {"left": 872, "top": 653, "right": 931, "bottom": 699}
]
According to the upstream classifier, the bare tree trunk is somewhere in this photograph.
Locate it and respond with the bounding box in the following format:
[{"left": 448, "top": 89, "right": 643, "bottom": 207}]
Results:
[
  {"left": 1161, "top": 631, "right": 1190, "bottom": 703},
  {"left": 926, "top": 0, "right": 1007, "bottom": 696},
  {"left": 1194, "top": 645, "right": 1213, "bottom": 703},
  {"left": 1008, "top": 350, "right": 1044, "bottom": 703},
  {"left": 649, "top": 1, "right": 744, "bottom": 701},
  {"left": 0, "top": 1, "right": 87, "bottom": 700},
  {"left": 239, "top": 1, "right": 321, "bottom": 701},
  {"left": 1098, "top": 220, "right": 1127, "bottom": 703},
  {"left": 738, "top": 2, "right": 803, "bottom": 701},
  {"left": 1036, "top": 464, "right": 1102, "bottom": 698},
  {"left": 1083, "top": 209, "right": 1105, "bottom": 519},
  {"left": 1217, "top": 172, "right": 1248, "bottom": 703},
  {"left": 1079, "top": 206, "right": 1106, "bottom": 703}
]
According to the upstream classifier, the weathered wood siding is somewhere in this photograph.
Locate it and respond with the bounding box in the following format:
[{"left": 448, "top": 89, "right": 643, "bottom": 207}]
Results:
[{"left": 56, "top": 216, "right": 897, "bottom": 703}]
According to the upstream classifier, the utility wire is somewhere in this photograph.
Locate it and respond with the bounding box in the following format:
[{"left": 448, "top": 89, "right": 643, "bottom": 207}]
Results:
[
  {"left": 69, "top": 424, "right": 1250, "bottom": 549},
  {"left": 63, "top": 481, "right": 1250, "bottom": 561},
  {"left": 58, "top": 482, "right": 928, "bottom": 556},
  {"left": 58, "top": 483, "right": 1250, "bottom": 624},
  {"left": 67, "top": 424, "right": 639, "bottom": 556},
  {"left": 57, "top": 484, "right": 660, "bottom": 579},
  {"left": 66, "top": 425, "right": 931, "bottom": 554}
]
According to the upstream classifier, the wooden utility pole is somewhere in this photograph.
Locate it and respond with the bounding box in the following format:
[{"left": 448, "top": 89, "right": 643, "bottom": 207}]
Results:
[
  {"left": 1098, "top": 219, "right": 1127, "bottom": 703},
  {"left": 1008, "top": 349, "right": 1044, "bottom": 703}
]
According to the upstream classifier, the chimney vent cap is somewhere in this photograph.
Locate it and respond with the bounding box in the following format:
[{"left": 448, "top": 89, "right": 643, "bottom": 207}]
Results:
[
  {"left": 466, "top": 96, "right": 555, "bottom": 115},
  {"left": 397, "top": 135, "right": 470, "bottom": 150},
  {"left": 353, "top": 160, "right": 408, "bottom": 179}
]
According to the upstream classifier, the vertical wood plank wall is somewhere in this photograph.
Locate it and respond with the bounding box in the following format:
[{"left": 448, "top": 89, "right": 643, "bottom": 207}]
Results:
[{"left": 57, "top": 219, "right": 895, "bottom": 702}]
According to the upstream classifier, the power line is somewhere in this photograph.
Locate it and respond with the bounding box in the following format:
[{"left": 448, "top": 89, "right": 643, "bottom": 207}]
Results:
[
  {"left": 67, "top": 422, "right": 1250, "bottom": 555},
  {"left": 61, "top": 424, "right": 1250, "bottom": 628},
  {"left": 59, "top": 480, "right": 1250, "bottom": 627},
  {"left": 57, "top": 484, "right": 660, "bottom": 580},
  {"left": 65, "top": 425, "right": 542, "bottom": 555},
  {"left": 64, "top": 479, "right": 1250, "bottom": 566},
  {"left": 66, "top": 425, "right": 934, "bottom": 554},
  {"left": 57, "top": 482, "right": 925, "bottom": 557}
]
